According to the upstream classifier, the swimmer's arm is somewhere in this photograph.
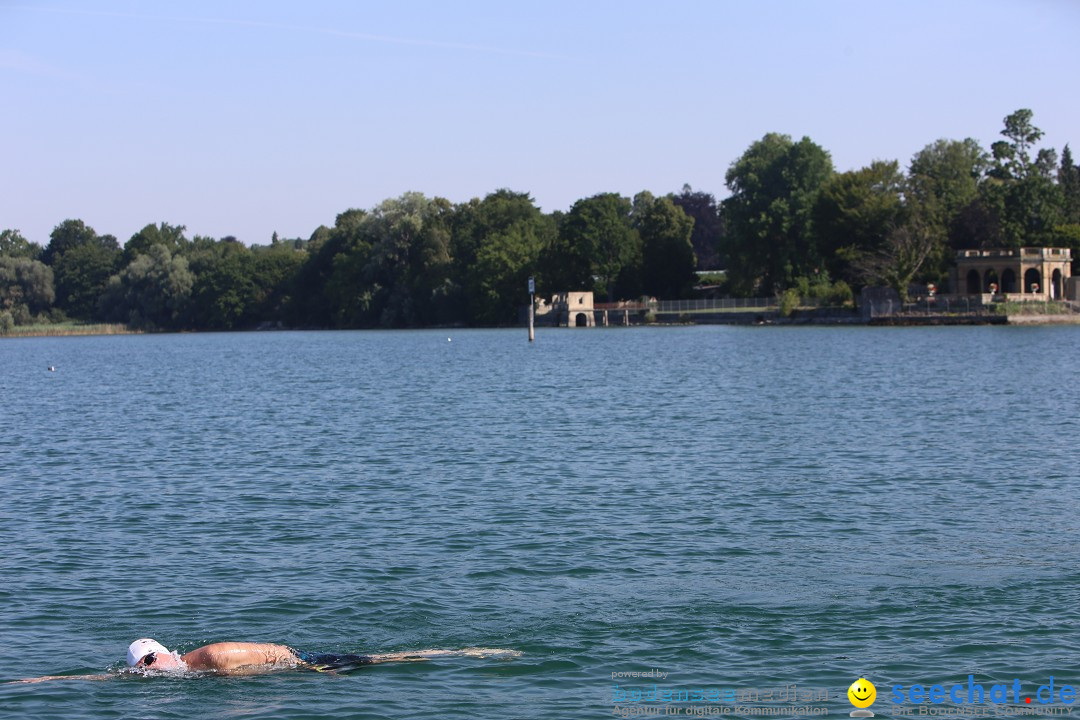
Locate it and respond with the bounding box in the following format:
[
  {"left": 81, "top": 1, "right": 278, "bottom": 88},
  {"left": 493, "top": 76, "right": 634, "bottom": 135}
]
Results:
[
  {"left": 365, "top": 648, "right": 522, "bottom": 664},
  {"left": 9, "top": 673, "right": 112, "bottom": 684},
  {"left": 362, "top": 651, "right": 433, "bottom": 664}
]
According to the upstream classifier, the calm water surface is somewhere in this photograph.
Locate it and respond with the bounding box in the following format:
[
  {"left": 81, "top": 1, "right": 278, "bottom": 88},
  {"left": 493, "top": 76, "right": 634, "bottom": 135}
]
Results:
[{"left": 1, "top": 326, "right": 1079, "bottom": 719}]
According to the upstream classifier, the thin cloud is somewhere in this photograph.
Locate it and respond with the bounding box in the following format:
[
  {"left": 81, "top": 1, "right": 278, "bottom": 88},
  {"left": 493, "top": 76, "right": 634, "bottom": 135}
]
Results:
[{"left": 4, "top": 5, "right": 570, "bottom": 61}]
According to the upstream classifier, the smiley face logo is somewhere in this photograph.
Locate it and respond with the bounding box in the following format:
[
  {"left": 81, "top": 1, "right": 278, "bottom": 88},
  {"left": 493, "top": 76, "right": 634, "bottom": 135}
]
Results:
[{"left": 848, "top": 678, "right": 876, "bottom": 708}]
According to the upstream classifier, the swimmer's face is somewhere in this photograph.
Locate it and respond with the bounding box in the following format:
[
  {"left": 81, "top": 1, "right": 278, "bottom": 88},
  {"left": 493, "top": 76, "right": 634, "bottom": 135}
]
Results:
[{"left": 137, "top": 651, "right": 182, "bottom": 671}]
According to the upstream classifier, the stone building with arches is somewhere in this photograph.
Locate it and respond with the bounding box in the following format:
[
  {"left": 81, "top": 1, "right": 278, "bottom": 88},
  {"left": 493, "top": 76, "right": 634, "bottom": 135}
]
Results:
[
  {"left": 534, "top": 291, "right": 596, "bottom": 327},
  {"left": 951, "top": 247, "right": 1073, "bottom": 300}
]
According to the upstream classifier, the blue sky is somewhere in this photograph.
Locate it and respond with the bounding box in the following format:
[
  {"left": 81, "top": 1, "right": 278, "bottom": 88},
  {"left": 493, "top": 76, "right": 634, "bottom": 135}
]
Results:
[{"left": 2, "top": 0, "right": 1077, "bottom": 246}]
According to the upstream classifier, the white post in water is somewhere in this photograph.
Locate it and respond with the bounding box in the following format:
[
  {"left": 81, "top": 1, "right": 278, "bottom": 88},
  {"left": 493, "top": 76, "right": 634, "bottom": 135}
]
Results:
[{"left": 528, "top": 276, "right": 535, "bottom": 342}]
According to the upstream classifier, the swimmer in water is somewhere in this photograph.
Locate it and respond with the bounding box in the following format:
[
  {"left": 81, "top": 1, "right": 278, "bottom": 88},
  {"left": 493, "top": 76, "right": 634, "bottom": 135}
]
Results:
[{"left": 10, "top": 639, "right": 519, "bottom": 683}]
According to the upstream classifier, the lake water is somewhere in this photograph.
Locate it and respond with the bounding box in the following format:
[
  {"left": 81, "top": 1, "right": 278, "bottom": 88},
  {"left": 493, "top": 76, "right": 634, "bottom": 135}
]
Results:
[{"left": 2, "top": 326, "right": 1079, "bottom": 719}]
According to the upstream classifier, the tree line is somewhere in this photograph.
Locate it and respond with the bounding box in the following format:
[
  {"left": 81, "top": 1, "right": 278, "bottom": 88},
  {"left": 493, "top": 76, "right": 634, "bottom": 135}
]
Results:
[
  {"left": 3, "top": 108, "right": 1078, "bottom": 332},
  {"left": 723, "top": 108, "right": 1080, "bottom": 302}
]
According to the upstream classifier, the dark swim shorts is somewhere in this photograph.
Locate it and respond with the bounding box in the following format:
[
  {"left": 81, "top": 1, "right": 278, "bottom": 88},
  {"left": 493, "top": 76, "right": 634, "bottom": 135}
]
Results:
[{"left": 293, "top": 651, "right": 375, "bottom": 672}]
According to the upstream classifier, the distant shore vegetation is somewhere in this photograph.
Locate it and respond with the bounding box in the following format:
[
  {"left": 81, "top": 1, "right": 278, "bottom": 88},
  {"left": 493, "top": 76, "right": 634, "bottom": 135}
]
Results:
[{"left": 3, "top": 109, "right": 1079, "bottom": 334}]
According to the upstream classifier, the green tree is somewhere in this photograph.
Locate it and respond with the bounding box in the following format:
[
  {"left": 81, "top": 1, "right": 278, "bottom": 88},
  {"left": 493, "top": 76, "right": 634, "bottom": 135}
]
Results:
[
  {"left": 124, "top": 222, "right": 189, "bottom": 263},
  {"left": 1052, "top": 224, "right": 1080, "bottom": 274},
  {"left": 1054, "top": 146, "right": 1080, "bottom": 270},
  {"left": 470, "top": 225, "right": 547, "bottom": 324},
  {"left": 854, "top": 222, "right": 935, "bottom": 303},
  {"left": 0, "top": 229, "right": 43, "bottom": 260},
  {"left": 47, "top": 220, "right": 121, "bottom": 320},
  {"left": 370, "top": 193, "right": 454, "bottom": 327},
  {"left": 612, "top": 191, "right": 660, "bottom": 297},
  {"left": 1059, "top": 144, "right": 1080, "bottom": 224},
  {"left": 189, "top": 250, "right": 257, "bottom": 329},
  {"left": 909, "top": 139, "right": 987, "bottom": 220},
  {"left": 313, "top": 193, "right": 454, "bottom": 328},
  {"left": 99, "top": 244, "right": 193, "bottom": 328},
  {"left": 288, "top": 215, "right": 363, "bottom": 327},
  {"left": 185, "top": 236, "right": 302, "bottom": 329},
  {"left": 984, "top": 109, "right": 1063, "bottom": 247},
  {"left": 814, "top": 160, "right": 907, "bottom": 281},
  {"left": 906, "top": 138, "right": 988, "bottom": 278},
  {"left": 671, "top": 184, "right": 725, "bottom": 270},
  {"left": 248, "top": 244, "right": 305, "bottom": 324},
  {"left": 551, "top": 193, "right": 638, "bottom": 301},
  {"left": 950, "top": 196, "right": 1003, "bottom": 251},
  {"left": 629, "top": 190, "right": 656, "bottom": 226},
  {"left": 722, "top": 134, "right": 834, "bottom": 295},
  {"left": 321, "top": 211, "right": 374, "bottom": 327},
  {"left": 989, "top": 109, "right": 1044, "bottom": 181},
  {"left": 0, "top": 256, "right": 55, "bottom": 323},
  {"left": 638, "top": 196, "right": 696, "bottom": 298},
  {"left": 451, "top": 189, "right": 554, "bottom": 325},
  {"left": 43, "top": 219, "right": 108, "bottom": 265}
]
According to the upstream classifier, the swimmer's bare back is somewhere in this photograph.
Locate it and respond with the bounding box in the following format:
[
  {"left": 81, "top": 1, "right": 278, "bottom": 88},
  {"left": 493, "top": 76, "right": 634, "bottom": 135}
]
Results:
[{"left": 182, "top": 642, "right": 298, "bottom": 671}]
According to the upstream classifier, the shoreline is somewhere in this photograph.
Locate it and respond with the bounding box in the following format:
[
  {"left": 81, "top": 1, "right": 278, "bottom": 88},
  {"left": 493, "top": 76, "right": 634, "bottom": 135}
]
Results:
[
  {"left": 0, "top": 324, "right": 140, "bottom": 339},
  {"left": 6, "top": 314, "right": 1080, "bottom": 338}
]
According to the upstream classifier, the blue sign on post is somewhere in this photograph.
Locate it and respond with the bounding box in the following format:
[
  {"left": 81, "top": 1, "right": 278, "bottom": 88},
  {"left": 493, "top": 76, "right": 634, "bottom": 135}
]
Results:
[{"left": 528, "top": 276, "right": 535, "bottom": 294}]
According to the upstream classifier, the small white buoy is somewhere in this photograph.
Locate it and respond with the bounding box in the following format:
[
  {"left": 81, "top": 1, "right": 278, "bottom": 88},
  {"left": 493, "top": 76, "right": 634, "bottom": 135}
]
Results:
[{"left": 447, "top": 337, "right": 451, "bottom": 342}]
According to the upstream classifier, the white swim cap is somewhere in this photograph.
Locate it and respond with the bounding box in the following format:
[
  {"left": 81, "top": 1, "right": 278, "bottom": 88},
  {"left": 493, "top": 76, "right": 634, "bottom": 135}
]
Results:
[{"left": 127, "top": 638, "right": 171, "bottom": 666}]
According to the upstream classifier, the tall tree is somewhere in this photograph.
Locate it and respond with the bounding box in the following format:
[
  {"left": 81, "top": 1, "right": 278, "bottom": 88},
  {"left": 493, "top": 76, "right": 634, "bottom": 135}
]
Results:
[
  {"left": 1059, "top": 144, "right": 1080, "bottom": 224},
  {"left": 43, "top": 219, "right": 110, "bottom": 265},
  {"left": 672, "top": 185, "right": 725, "bottom": 270},
  {"left": 343, "top": 192, "right": 454, "bottom": 327},
  {"left": 984, "top": 109, "right": 1063, "bottom": 246},
  {"left": 722, "top": 134, "right": 833, "bottom": 295},
  {"left": 313, "top": 210, "right": 373, "bottom": 327},
  {"left": 99, "top": 244, "right": 193, "bottom": 328},
  {"left": 907, "top": 138, "right": 988, "bottom": 259},
  {"left": 989, "top": 109, "right": 1044, "bottom": 181},
  {"left": 906, "top": 138, "right": 989, "bottom": 283},
  {"left": 1052, "top": 145, "right": 1080, "bottom": 270},
  {"left": 629, "top": 190, "right": 656, "bottom": 226},
  {"left": 908, "top": 139, "right": 987, "bottom": 216},
  {"left": 189, "top": 251, "right": 256, "bottom": 329},
  {"left": 638, "top": 196, "right": 696, "bottom": 298},
  {"left": 551, "top": 193, "right": 638, "bottom": 301},
  {"left": 288, "top": 212, "right": 366, "bottom": 327},
  {"left": 45, "top": 220, "right": 121, "bottom": 320},
  {"left": 124, "top": 222, "right": 189, "bottom": 263},
  {"left": 452, "top": 189, "right": 554, "bottom": 325},
  {"left": 0, "top": 256, "right": 54, "bottom": 323},
  {"left": 248, "top": 244, "right": 306, "bottom": 325},
  {"left": 814, "top": 160, "right": 907, "bottom": 281},
  {"left": 185, "top": 235, "right": 301, "bottom": 329}
]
